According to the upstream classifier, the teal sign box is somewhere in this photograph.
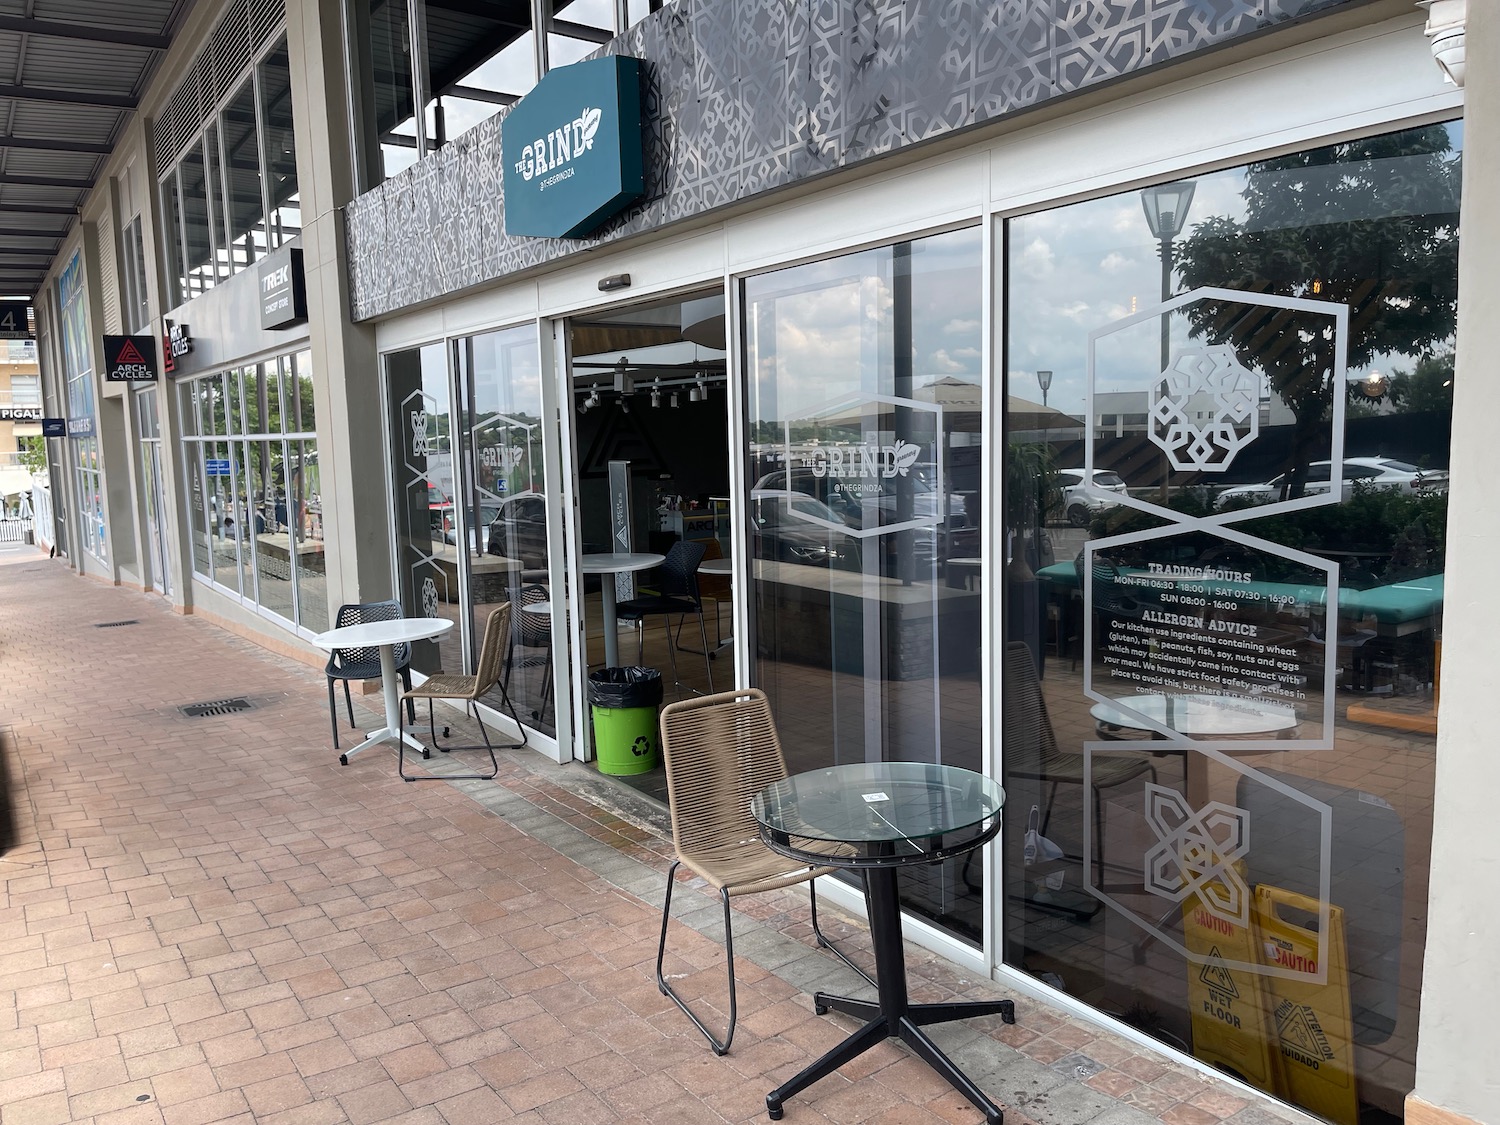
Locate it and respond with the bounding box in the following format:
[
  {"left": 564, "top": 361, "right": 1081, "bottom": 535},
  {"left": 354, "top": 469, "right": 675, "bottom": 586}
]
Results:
[{"left": 502, "top": 55, "right": 646, "bottom": 239}]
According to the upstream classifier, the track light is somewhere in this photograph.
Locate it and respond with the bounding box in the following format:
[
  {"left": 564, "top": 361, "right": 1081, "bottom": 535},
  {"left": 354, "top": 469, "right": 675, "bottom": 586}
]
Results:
[
  {"left": 670, "top": 391, "right": 679, "bottom": 408},
  {"left": 586, "top": 383, "right": 601, "bottom": 408},
  {"left": 618, "top": 395, "right": 630, "bottom": 413},
  {"left": 651, "top": 378, "right": 662, "bottom": 408}
]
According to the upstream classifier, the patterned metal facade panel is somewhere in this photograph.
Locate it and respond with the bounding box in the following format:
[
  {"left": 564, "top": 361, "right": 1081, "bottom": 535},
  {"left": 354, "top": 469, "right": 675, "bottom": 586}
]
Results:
[{"left": 345, "top": 0, "right": 1360, "bottom": 322}]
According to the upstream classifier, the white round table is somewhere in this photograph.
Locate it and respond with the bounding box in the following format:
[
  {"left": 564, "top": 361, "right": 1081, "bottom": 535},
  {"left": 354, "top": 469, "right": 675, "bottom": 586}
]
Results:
[
  {"left": 699, "top": 556, "right": 732, "bottom": 576},
  {"left": 1090, "top": 693, "right": 1298, "bottom": 739},
  {"left": 580, "top": 552, "right": 664, "bottom": 667},
  {"left": 312, "top": 616, "right": 454, "bottom": 764}
]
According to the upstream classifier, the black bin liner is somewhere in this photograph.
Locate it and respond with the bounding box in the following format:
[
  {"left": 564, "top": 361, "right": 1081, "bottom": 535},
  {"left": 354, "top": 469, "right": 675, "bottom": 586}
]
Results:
[{"left": 587, "top": 666, "right": 664, "bottom": 709}]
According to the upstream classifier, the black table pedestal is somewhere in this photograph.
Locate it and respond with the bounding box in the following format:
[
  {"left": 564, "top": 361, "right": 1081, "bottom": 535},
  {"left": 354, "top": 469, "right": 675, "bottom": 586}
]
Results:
[{"left": 765, "top": 864, "right": 1014, "bottom": 1124}]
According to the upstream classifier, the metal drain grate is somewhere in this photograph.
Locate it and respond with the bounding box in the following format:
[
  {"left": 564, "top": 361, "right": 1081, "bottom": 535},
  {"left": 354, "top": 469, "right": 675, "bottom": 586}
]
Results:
[
  {"left": 180, "top": 698, "right": 253, "bottom": 718},
  {"left": 94, "top": 620, "right": 139, "bottom": 628}
]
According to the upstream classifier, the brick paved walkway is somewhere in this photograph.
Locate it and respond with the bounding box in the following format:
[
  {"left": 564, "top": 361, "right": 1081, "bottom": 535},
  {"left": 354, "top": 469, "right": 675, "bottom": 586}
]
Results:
[{"left": 0, "top": 552, "right": 1312, "bottom": 1125}]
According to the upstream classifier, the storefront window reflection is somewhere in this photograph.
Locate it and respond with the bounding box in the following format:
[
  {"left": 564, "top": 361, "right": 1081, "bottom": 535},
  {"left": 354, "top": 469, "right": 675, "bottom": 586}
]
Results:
[
  {"left": 744, "top": 227, "right": 984, "bottom": 942},
  {"left": 1002, "top": 122, "right": 1461, "bottom": 1124}
]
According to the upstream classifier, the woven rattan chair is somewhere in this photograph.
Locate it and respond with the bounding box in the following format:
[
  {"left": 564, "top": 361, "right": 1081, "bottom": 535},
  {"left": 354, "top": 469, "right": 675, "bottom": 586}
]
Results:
[
  {"left": 1003, "top": 641, "right": 1156, "bottom": 884},
  {"left": 655, "top": 688, "right": 874, "bottom": 1055},
  {"left": 325, "top": 600, "right": 415, "bottom": 750},
  {"left": 397, "top": 604, "right": 525, "bottom": 781}
]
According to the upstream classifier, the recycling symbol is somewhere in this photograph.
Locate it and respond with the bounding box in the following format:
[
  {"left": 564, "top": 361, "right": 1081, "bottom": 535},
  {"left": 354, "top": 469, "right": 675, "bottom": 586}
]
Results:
[{"left": 630, "top": 735, "right": 651, "bottom": 758}]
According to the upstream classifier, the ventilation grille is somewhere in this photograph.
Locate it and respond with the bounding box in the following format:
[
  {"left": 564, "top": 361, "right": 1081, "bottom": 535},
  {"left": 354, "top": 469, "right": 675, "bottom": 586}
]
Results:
[
  {"left": 152, "top": 0, "right": 287, "bottom": 169},
  {"left": 94, "top": 620, "right": 139, "bottom": 628},
  {"left": 180, "top": 698, "right": 253, "bottom": 717}
]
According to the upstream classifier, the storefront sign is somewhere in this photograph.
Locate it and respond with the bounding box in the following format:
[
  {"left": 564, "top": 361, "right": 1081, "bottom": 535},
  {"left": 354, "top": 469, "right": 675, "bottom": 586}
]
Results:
[
  {"left": 41, "top": 417, "right": 65, "bottom": 437},
  {"left": 67, "top": 416, "right": 94, "bottom": 438},
  {"left": 205, "top": 457, "right": 231, "bottom": 476},
  {"left": 102, "top": 334, "right": 160, "bottom": 382},
  {"left": 0, "top": 405, "right": 41, "bottom": 421},
  {"left": 502, "top": 55, "right": 645, "bottom": 239},
  {"left": 162, "top": 320, "right": 193, "bottom": 374},
  {"left": 0, "top": 300, "right": 31, "bottom": 340},
  {"left": 259, "top": 247, "right": 308, "bottom": 330}
]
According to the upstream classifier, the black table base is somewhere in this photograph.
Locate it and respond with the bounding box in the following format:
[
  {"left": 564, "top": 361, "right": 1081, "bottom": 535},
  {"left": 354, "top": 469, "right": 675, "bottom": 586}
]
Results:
[{"left": 765, "top": 865, "right": 1015, "bottom": 1124}]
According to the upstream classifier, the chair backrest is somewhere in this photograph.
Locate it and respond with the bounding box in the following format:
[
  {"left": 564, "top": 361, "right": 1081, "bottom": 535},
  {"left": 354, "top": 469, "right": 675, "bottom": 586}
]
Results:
[
  {"left": 658, "top": 688, "right": 788, "bottom": 860},
  {"left": 1002, "top": 640, "right": 1060, "bottom": 772},
  {"left": 512, "top": 584, "right": 552, "bottom": 646},
  {"left": 331, "top": 599, "right": 410, "bottom": 670},
  {"left": 473, "top": 603, "right": 512, "bottom": 697},
  {"left": 659, "top": 539, "right": 707, "bottom": 602}
]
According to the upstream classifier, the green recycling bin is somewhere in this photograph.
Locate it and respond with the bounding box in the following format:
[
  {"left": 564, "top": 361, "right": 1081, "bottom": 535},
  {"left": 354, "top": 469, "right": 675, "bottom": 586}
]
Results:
[{"left": 588, "top": 667, "right": 663, "bottom": 775}]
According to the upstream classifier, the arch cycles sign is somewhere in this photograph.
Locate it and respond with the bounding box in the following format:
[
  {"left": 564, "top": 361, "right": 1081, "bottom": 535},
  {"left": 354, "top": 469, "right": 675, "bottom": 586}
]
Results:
[{"left": 501, "top": 55, "right": 645, "bottom": 239}]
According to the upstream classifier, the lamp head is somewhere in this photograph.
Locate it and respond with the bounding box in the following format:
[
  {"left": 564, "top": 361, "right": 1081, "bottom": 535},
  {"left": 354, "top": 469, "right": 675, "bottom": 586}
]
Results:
[{"left": 1140, "top": 181, "right": 1198, "bottom": 241}]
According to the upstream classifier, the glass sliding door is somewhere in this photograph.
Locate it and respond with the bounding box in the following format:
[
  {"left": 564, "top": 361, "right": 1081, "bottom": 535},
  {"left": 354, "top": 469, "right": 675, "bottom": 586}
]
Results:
[
  {"left": 454, "top": 324, "right": 554, "bottom": 732},
  {"left": 743, "top": 227, "right": 985, "bottom": 942},
  {"left": 1001, "top": 121, "right": 1460, "bottom": 1122}
]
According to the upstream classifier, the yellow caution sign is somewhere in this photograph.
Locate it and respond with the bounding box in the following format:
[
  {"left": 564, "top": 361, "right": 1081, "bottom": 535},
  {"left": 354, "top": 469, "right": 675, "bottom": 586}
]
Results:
[
  {"left": 1182, "top": 881, "right": 1278, "bottom": 1091},
  {"left": 1252, "top": 885, "right": 1358, "bottom": 1125}
]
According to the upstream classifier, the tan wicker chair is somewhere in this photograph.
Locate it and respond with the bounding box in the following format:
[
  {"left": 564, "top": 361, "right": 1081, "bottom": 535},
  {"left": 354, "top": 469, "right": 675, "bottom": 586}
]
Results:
[
  {"left": 397, "top": 604, "right": 525, "bottom": 781},
  {"left": 655, "top": 688, "right": 873, "bottom": 1055}
]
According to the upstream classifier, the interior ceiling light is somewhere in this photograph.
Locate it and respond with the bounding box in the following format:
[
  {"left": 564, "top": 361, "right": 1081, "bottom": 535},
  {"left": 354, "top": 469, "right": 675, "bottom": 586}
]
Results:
[
  {"left": 670, "top": 391, "right": 680, "bottom": 408},
  {"left": 651, "top": 378, "right": 662, "bottom": 408},
  {"left": 1361, "top": 370, "right": 1389, "bottom": 398}
]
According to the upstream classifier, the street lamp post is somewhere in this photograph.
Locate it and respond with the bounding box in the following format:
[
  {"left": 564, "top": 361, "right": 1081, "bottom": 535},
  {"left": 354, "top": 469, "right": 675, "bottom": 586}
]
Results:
[
  {"left": 1036, "top": 369, "right": 1052, "bottom": 409},
  {"left": 1141, "top": 181, "right": 1196, "bottom": 502}
]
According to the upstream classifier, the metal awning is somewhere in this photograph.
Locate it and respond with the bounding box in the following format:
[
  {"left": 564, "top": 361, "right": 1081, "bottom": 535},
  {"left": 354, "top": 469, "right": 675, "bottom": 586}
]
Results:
[{"left": 0, "top": 0, "right": 195, "bottom": 300}]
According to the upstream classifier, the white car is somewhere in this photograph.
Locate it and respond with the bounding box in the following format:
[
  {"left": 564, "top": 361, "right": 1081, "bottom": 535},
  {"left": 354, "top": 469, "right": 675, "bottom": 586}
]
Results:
[
  {"left": 1213, "top": 457, "right": 1449, "bottom": 509},
  {"left": 1055, "top": 468, "right": 1128, "bottom": 527}
]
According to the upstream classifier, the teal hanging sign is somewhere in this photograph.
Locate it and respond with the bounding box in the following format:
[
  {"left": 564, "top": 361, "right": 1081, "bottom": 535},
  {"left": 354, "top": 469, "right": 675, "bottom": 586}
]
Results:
[{"left": 502, "top": 55, "right": 645, "bottom": 239}]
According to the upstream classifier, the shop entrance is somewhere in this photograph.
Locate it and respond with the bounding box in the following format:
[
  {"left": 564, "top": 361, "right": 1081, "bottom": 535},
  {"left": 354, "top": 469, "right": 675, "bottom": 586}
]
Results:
[{"left": 563, "top": 288, "right": 731, "bottom": 799}]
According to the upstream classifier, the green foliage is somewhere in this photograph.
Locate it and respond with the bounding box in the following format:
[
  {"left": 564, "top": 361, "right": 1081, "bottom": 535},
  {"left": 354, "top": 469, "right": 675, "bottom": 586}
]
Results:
[
  {"left": 18, "top": 434, "right": 46, "bottom": 476},
  {"left": 1005, "top": 442, "right": 1058, "bottom": 532}
]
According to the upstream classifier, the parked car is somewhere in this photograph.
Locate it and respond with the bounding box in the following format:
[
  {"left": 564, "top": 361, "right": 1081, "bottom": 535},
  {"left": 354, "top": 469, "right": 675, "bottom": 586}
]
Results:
[
  {"left": 752, "top": 463, "right": 963, "bottom": 527},
  {"left": 1213, "top": 457, "right": 1449, "bottom": 509},
  {"left": 1055, "top": 468, "right": 1128, "bottom": 527},
  {"left": 485, "top": 491, "right": 549, "bottom": 570},
  {"left": 750, "top": 490, "right": 861, "bottom": 570}
]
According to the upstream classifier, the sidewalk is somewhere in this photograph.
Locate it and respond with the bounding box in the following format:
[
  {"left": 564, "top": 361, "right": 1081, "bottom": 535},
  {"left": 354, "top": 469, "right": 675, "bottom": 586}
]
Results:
[{"left": 0, "top": 552, "right": 1310, "bottom": 1125}]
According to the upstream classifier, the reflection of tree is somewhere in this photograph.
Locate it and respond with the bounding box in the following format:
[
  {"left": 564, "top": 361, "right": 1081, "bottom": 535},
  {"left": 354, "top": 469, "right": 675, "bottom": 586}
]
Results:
[
  {"left": 1176, "top": 126, "right": 1460, "bottom": 499},
  {"left": 1388, "top": 352, "right": 1455, "bottom": 416}
]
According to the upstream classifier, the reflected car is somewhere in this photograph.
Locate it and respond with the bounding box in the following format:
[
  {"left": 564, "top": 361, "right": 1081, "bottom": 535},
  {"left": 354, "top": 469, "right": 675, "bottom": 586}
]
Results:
[
  {"left": 1055, "top": 468, "right": 1128, "bottom": 527},
  {"left": 750, "top": 490, "right": 861, "bottom": 569},
  {"left": 752, "top": 464, "right": 963, "bottom": 527},
  {"left": 485, "top": 492, "right": 550, "bottom": 570},
  {"left": 1213, "top": 457, "right": 1449, "bottom": 509}
]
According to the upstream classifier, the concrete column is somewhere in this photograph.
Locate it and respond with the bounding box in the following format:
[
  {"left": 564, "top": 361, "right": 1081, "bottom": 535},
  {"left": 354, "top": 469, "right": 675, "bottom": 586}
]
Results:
[
  {"left": 285, "top": 0, "right": 393, "bottom": 619},
  {"left": 1412, "top": 6, "right": 1500, "bottom": 1125}
]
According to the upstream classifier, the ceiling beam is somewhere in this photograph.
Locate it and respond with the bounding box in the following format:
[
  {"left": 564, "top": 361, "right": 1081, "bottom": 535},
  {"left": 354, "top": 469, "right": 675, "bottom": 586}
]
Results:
[
  {"left": 0, "top": 15, "right": 171, "bottom": 50},
  {"left": 0, "top": 82, "right": 137, "bottom": 109},
  {"left": 0, "top": 134, "right": 113, "bottom": 155},
  {"left": 0, "top": 227, "right": 66, "bottom": 238},
  {"left": 0, "top": 204, "right": 78, "bottom": 216},
  {"left": 0, "top": 247, "right": 57, "bottom": 257},
  {"left": 0, "top": 174, "right": 94, "bottom": 190}
]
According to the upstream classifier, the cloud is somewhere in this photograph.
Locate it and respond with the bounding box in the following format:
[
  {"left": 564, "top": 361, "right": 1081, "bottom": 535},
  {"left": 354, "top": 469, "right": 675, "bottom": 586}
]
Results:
[
  {"left": 943, "top": 318, "right": 980, "bottom": 334},
  {"left": 1100, "top": 251, "right": 1134, "bottom": 273}
]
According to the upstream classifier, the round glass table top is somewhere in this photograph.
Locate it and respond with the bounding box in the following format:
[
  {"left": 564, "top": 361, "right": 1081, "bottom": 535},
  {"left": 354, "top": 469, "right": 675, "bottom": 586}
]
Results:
[{"left": 753, "top": 762, "right": 1003, "bottom": 864}]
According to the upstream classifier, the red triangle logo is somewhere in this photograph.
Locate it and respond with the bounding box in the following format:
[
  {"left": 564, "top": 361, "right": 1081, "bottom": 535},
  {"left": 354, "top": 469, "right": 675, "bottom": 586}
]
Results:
[{"left": 116, "top": 338, "right": 146, "bottom": 364}]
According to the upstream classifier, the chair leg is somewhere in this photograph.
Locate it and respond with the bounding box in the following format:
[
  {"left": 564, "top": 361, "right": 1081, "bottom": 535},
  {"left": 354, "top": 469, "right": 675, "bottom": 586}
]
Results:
[
  {"left": 343, "top": 679, "right": 356, "bottom": 728},
  {"left": 401, "top": 666, "right": 415, "bottom": 724},
  {"left": 328, "top": 677, "right": 340, "bottom": 751},
  {"left": 657, "top": 861, "right": 737, "bottom": 1055},
  {"left": 696, "top": 610, "right": 713, "bottom": 693},
  {"left": 808, "top": 879, "right": 876, "bottom": 989}
]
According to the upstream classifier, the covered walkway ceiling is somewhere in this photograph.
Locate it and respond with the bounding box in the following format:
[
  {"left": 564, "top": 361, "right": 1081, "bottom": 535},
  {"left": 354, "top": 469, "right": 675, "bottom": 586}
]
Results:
[{"left": 0, "top": 0, "right": 194, "bottom": 300}]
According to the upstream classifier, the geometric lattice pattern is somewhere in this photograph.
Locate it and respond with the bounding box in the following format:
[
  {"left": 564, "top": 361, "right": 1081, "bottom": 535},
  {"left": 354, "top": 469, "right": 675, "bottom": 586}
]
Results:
[
  {"left": 345, "top": 0, "right": 1357, "bottom": 321},
  {"left": 1149, "top": 346, "right": 1260, "bottom": 471},
  {"left": 1143, "top": 784, "right": 1252, "bottom": 928}
]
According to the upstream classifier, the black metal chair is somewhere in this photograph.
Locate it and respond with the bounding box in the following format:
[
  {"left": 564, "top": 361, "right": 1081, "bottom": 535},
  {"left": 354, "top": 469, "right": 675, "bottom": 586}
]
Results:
[
  {"left": 325, "top": 600, "right": 415, "bottom": 749},
  {"left": 616, "top": 539, "right": 712, "bottom": 693},
  {"left": 503, "top": 583, "right": 555, "bottom": 721}
]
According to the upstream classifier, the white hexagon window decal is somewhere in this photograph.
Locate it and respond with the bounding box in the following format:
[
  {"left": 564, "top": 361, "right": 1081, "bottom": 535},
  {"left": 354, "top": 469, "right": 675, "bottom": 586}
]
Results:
[
  {"left": 772, "top": 390, "right": 945, "bottom": 540},
  {"left": 1087, "top": 286, "right": 1350, "bottom": 524},
  {"left": 1149, "top": 345, "right": 1260, "bottom": 471}
]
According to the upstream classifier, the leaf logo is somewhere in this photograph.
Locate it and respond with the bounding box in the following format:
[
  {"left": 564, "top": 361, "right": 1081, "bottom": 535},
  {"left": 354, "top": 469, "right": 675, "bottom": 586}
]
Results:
[
  {"left": 578, "top": 107, "right": 602, "bottom": 151},
  {"left": 892, "top": 440, "right": 920, "bottom": 476}
]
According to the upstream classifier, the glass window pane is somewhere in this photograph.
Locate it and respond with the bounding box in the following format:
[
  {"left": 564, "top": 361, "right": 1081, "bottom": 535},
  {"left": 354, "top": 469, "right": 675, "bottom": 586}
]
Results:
[
  {"left": 185, "top": 444, "right": 210, "bottom": 576},
  {"left": 423, "top": 17, "right": 537, "bottom": 148},
  {"left": 1001, "top": 120, "right": 1461, "bottom": 1122},
  {"left": 179, "top": 144, "right": 214, "bottom": 297},
  {"left": 743, "top": 228, "right": 984, "bottom": 943},
  {"left": 250, "top": 439, "right": 295, "bottom": 622},
  {"left": 557, "top": 0, "right": 614, "bottom": 32},
  {"left": 208, "top": 439, "right": 238, "bottom": 591},
  {"left": 160, "top": 172, "right": 186, "bottom": 308},
  {"left": 205, "top": 123, "right": 231, "bottom": 281},
  {"left": 290, "top": 436, "right": 327, "bottom": 631},
  {"left": 259, "top": 39, "right": 301, "bottom": 248},
  {"left": 360, "top": 0, "right": 419, "bottom": 181},
  {"left": 222, "top": 79, "right": 266, "bottom": 271}
]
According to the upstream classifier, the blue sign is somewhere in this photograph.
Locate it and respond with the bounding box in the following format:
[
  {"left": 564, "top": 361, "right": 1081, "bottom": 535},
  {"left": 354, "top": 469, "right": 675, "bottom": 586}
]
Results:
[
  {"left": 205, "top": 458, "right": 232, "bottom": 477},
  {"left": 502, "top": 55, "right": 645, "bottom": 239},
  {"left": 41, "top": 417, "right": 65, "bottom": 437}
]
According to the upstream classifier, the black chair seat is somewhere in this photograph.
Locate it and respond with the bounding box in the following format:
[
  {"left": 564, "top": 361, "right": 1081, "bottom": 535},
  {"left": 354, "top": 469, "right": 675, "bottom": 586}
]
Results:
[{"left": 617, "top": 594, "right": 698, "bottom": 617}]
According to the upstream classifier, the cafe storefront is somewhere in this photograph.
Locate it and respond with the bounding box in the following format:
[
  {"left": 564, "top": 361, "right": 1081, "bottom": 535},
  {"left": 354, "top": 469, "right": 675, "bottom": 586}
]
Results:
[{"left": 342, "top": 3, "right": 1472, "bottom": 1123}]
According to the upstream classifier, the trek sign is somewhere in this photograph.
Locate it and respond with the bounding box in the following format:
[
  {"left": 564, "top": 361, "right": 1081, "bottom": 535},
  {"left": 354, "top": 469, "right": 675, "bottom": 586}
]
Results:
[{"left": 501, "top": 55, "right": 645, "bottom": 239}]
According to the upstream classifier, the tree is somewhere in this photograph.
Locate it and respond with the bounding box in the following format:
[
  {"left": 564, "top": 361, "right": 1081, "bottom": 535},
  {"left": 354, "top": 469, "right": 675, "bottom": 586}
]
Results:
[
  {"left": 1175, "top": 125, "right": 1461, "bottom": 499},
  {"left": 18, "top": 434, "right": 46, "bottom": 476},
  {"left": 1387, "top": 351, "right": 1455, "bottom": 416}
]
